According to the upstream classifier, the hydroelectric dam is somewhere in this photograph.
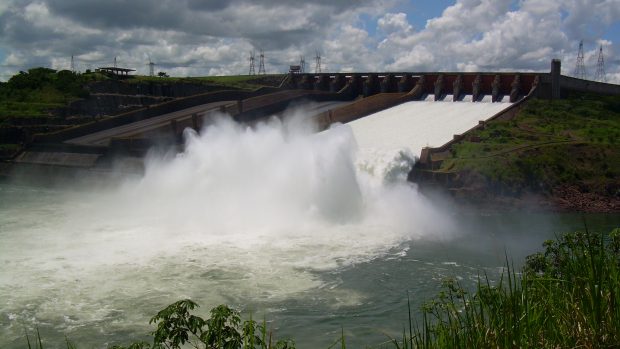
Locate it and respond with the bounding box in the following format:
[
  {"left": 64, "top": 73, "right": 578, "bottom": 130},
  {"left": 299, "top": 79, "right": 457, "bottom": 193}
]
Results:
[
  {"left": 2, "top": 59, "right": 620, "bottom": 349},
  {"left": 7, "top": 59, "right": 620, "bottom": 180}
]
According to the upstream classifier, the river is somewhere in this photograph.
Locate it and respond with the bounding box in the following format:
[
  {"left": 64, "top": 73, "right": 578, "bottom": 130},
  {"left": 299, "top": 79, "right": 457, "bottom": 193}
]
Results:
[{"left": 1, "top": 105, "right": 619, "bottom": 348}]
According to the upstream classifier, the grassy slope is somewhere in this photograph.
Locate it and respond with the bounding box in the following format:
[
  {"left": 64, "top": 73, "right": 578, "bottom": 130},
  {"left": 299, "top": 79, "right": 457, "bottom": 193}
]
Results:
[
  {"left": 0, "top": 72, "right": 97, "bottom": 120},
  {"left": 0, "top": 71, "right": 284, "bottom": 156},
  {"left": 435, "top": 93, "right": 620, "bottom": 205},
  {"left": 126, "top": 74, "right": 285, "bottom": 90},
  {"left": 0, "top": 87, "right": 66, "bottom": 119},
  {"left": 1, "top": 72, "right": 284, "bottom": 121}
]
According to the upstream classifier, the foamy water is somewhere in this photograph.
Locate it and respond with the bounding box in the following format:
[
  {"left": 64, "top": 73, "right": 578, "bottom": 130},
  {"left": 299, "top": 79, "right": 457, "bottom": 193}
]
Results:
[{"left": 0, "top": 101, "right": 514, "bottom": 348}]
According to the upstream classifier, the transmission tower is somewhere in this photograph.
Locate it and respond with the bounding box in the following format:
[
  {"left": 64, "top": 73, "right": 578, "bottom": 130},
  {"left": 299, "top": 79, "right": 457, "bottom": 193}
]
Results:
[
  {"left": 148, "top": 54, "right": 155, "bottom": 77},
  {"left": 300, "top": 56, "right": 306, "bottom": 73},
  {"left": 594, "top": 45, "right": 607, "bottom": 82},
  {"left": 70, "top": 55, "right": 75, "bottom": 72},
  {"left": 114, "top": 56, "right": 117, "bottom": 68},
  {"left": 258, "top": 50, "right": 266, "bottom": 75},
  {"left": 248, "top": 51, "right": 256, "bottom": 75},
  {"left": 573, "top": 40, "right": 586, "bottom": 79},
  {"left": 314, "top": 50, "right": 321, "bottom": 74}
]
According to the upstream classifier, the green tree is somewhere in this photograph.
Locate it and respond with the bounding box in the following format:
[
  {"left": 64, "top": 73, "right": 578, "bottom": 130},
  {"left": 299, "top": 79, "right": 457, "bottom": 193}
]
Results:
[{"left": 113, "top": 300, "right": 294, "bottom": 349}]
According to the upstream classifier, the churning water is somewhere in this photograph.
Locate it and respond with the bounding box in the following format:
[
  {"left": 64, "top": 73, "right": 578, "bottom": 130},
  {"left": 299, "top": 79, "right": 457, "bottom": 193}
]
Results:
[{"left": 1, "top": 103, "right": 618, "bottom": 348}]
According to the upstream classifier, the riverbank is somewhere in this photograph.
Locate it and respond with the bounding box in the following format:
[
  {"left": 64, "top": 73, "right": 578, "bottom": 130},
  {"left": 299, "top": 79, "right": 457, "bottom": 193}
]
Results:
[{"left": 411, "top": 92, "right": 620, "bottom": 213}]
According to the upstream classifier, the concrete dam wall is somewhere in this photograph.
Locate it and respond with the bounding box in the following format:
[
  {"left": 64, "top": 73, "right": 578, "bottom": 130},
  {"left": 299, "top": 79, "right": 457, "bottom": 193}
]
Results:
[
  {"left": 8, "top": 59, "right": 620, "bottom": 177},
  {"left": 285, "top": 72, "right": 539, "bottom": 103}
]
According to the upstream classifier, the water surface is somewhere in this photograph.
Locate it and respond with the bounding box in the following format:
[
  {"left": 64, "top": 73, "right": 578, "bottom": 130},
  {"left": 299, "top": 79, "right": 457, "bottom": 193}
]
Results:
[{"left": 1, "top": 108, "right": 618, "bottom": 348}]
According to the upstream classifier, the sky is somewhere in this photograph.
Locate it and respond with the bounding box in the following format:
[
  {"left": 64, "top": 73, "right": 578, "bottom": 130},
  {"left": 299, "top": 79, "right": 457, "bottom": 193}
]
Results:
[{"left": 0, "top": 0, "right": 619, "bottom": 82}]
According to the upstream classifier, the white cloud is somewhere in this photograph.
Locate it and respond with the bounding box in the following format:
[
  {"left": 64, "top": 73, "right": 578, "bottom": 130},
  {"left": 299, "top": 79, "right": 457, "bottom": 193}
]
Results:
[
  {"left": 378, "top": 12, "right": 412, "bottom": 35},
  {"left": 375, "top": 0, "right": 619, "bottom": 78},
  {"left": 607, "top": 72, "right": 620, "bottom": 84},
  {"left": 5, "top": 53, "right": 24, "bottom": 67},
  {"left": 0, "top": 0, "right": 618, "bottom": 80},
  {"left": 387, "top": 45, "right": 435, "bottom": 71}
]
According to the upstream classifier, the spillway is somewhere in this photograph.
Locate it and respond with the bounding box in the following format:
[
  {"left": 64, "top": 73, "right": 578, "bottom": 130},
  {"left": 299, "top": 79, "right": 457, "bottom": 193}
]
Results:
[
  {"left": 350, "top": 99, "right": 510, "bottom": 160},
  {"left": 347, "top": 98, "right": 512, "bottom": 178}
]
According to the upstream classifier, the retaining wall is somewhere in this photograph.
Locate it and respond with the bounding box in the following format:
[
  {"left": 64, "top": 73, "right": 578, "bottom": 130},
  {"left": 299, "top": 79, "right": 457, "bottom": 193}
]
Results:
[
  {"left": 558, "top": 76, "right": 620, "bottom": 96},
  {"left": 64, "top": 94, "right": 173, "bottom": 117},
  {"left": 33, "top": 88, "right": 278, "bottom": 143},
  {"left": 234, "top": 90, "right": 353, "bottom": 122},
  {"left": 99, "top": 90, "right": 355, "bottom": 156},
  {"left": 313, "top": 93, "right": 408, "bottom": 130}
]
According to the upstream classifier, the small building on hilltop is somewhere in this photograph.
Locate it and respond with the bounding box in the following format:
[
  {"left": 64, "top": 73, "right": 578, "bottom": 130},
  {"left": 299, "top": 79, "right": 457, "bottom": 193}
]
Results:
[{"left": 96, "top": 67, "right": 136, "bottom": 79}]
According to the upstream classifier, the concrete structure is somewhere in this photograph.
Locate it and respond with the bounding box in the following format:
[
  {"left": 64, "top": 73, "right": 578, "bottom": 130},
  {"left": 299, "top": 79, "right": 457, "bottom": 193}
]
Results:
[
  {"left": 283, "top": 62, "right": 620, "bottom": 101},
  {"left": 285, "top": 71, "right": 540, "bottom": 100},
  {"left": 96, "top": 67, "right": 136, "bottom": 78},
  {"left": 8, "top": 60, "right": 620, "bottom": 177}
]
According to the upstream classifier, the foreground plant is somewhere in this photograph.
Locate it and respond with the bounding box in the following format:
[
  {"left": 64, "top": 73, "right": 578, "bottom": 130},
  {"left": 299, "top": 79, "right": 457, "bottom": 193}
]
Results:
[
  {"left": 112, "top": 300, "right": 294, "bottom": 349},
  {"left": 392, "top": 228, "right": 620, "bottom": 349}
]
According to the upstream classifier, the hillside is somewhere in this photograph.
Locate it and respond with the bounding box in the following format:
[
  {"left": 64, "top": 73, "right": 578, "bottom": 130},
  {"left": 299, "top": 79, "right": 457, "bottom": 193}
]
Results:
[
  {"left": 0, "top": 70, "right": 284, "bottom": 121},
  {"left": 412, "top": 93, "right": 620, "bottom": 212},
  {"left": 0, "top": 67, "right": 90, "bottom": 120},
  {"left": 0, "top": 69, "right": 284, "bottom": 158}
]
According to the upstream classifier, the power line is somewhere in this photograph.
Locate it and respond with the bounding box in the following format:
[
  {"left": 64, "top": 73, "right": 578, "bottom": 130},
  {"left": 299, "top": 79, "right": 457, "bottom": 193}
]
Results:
[
  {"left": 594, "top": 45, "right": 606, "bottom": 83},
  {"left": 573, "top": 40, "right": 586, "bottom": 79}
]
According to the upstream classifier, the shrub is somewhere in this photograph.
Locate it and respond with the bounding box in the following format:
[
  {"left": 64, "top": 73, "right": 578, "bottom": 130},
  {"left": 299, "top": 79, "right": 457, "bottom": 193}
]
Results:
[
  {"left": 399, "top": 229, "right": 620, "bottom": 349},
  {"left": 112, "top": 300, "right": 295, "bottom": 349}
]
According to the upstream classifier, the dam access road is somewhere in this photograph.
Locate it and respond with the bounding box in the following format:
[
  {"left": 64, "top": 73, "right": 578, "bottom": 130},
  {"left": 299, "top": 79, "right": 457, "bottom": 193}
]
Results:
[{"left": 67, "top": 100, "right": 235, "bottom": 146}]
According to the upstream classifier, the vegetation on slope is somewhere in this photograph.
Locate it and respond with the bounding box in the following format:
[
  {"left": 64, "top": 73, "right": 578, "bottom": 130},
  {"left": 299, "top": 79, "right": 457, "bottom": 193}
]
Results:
[
  {"left": 0, "top": 68, "right": 284, "bottom": 158},
  {"left": 126, "top": 74, "right": 285, "bottom": 90},
  {"left": 434, "top": 93, "right": 620, "bottom": 210},
  {"left": 0, "top": 67, "right": 93, "bottom": 120},
  {"left": 0, "top": 69, "right": 284, "bottom": 121},
  {"left": 395, "top": 228, "right": 620, "bottom": 348}
]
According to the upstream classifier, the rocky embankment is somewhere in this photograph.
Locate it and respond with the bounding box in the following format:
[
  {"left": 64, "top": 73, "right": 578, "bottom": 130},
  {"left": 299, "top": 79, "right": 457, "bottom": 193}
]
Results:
[
  {"left": 551, "top": 185, "right": 620, "bottom": 212},
  {"left": 411, "top": 168, "right": 620, "bottom": 213}
]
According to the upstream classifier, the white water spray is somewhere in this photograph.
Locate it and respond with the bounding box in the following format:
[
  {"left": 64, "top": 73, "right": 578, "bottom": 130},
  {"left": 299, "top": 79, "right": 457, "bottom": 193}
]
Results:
[{"left": 0, "top": 106, "right": 471, "bottom": 346}]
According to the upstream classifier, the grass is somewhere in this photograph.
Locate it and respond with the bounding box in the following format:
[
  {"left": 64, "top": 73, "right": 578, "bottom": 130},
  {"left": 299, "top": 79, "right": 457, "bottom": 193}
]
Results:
[
  {"left": 25, "top": 327, "right": 77, "bottom": 349},
  {"left": 388, "top": 228, "right": 620, "bottom": 348},
  {"left": 0, "top": 100, "right": 66, "bottom": 120},
  {"left": 437, "top": 93, "right": 620, "bottom": 196},
  {"left": 0, "top": 143, "right": 22, "bottom": 156},
  {"left": 126, "top": 74, "right": 286, "bottom": 90},
  {"left": 0, "top": 68, "right": 92, "bottom": 120}
]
